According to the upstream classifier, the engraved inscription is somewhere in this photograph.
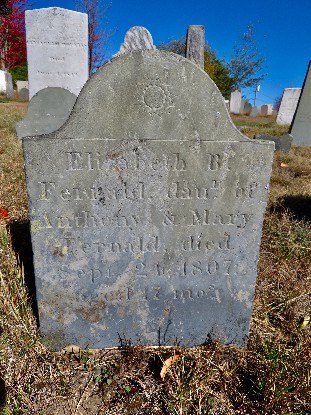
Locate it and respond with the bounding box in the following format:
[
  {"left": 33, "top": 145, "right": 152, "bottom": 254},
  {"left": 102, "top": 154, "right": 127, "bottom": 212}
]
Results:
[
  {"left": 191, "top": 210, "right": 251, "bottom": 228},
  {"left": 36, "top": 70, "right": 79, "bottom": 78},
  {"left": 40, "top": 211, "right": 139, "bottom": 229},
  {"left": 49, "top": 56, "right": 65, "bottom": 62},
  {"left": 65, "top": 151, "right": 186, "bottom": 171},
  {"left": 236, "top": 182, "right": 258, "bottom": 198},
  {"left": 81, "top": 236, "right": 160, "bottom": 254},
  {"left": 27, "top": 40, "right": 87, "bottom": 48},
  {"left": 38, "top": 181, "right": 145, "bottom": 202},
  {"left": 167, "top": 180, "right": 220, "bottom": 199}
]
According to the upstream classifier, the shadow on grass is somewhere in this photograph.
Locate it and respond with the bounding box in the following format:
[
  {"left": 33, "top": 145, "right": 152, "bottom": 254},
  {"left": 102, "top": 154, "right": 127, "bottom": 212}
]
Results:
[
  {"left": 0, "top": 378, "right": 6, "bottom": 410},
  {"left": 7, "top": 219, "right": 39, "bottom": 324},
  {"left": 272, "top": 195, "right": 311, "bottom": 222}
]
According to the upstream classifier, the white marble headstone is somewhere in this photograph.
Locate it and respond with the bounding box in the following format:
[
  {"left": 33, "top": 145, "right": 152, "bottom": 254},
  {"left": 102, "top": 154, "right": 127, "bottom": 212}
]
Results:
[
  {"left": 276, "top": 88, "right": 301, "bottom": 125},
  {"left": 0, "top": 70, "right": 13, "bottom": 97},
  {"left": 117, "top": 26, "right": 155, "bottom": 55},
  {"left": 230, "top": 90, "right": 244, "bottom": 114},
  {"left": 25, "top": 7, "right": 88, "bottom": 99}
]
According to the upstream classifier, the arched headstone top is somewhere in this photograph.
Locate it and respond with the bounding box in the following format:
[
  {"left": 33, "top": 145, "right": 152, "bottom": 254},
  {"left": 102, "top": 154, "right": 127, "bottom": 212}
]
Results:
[
  {"left": 46, "top": 50, "right": 254, "bottom": 143},
  {"left": 117, "top": 26, "right": 155, "bottom": 55}
]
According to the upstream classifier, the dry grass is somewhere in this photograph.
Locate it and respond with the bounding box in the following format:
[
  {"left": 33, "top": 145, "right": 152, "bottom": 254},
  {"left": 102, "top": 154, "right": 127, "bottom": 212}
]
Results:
[
  {"left": 231, "top": 114, "right": 289, "bottom": 138},
  {"left": 0, "top": 104, "right": 310, "bottom": 414}
]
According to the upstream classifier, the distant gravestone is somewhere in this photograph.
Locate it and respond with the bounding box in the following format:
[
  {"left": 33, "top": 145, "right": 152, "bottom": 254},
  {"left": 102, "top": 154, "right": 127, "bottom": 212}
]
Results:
[
  {"left": 16, "top": 81, "right": 29, "bottom": 100},
  {"left": 18, "top": 88, "right": 29, "bottom": 101},
  {"left": 276, "top": 88, "right": 301, "bottom": 125},
  {"left": 25, "top": 7, "right": 88, "bottom": 99},
  {"left": 19, "top": 88, "right": 29, "bottom": 100},
  {"left": 23, "top": 50, "right": 274, "bottom": 350},
  {"left": 250, "top": 106, "right": 260, "bottom": 118},
  {"left": 16, "top": 80, "right": 29, "bottom": 92},
  {"left": 0, "top": 70, "right": 13, "bottom": 97},
  {"left": 242, "top": 102, "right": 252, "bottom": 115},
  {"left": 230, "top": 90, "right": 244, "bottom": 114},
  {"left": 117, "top": 26, "right": 155, "bottom": 55},
  {"left": 16, "top": 87, "right": 77, "bottom": 138},
  {"left": 290, "top": 61, "right": 311, "bottom": 146},
  {"left": 186, "top": 25, "right": 205, "bottom": 69},
  {"left": 261, "top": 104, "right": 273, "bottom": 116},
  {"left": 255, "top": 133, "right": 293, "bottom": 153}
]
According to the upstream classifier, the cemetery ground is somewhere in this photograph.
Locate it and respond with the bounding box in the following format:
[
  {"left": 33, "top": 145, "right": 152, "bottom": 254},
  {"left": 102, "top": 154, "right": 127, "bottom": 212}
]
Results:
[{"left": 0, "top": 102, "right": 310, "bottom": 415}]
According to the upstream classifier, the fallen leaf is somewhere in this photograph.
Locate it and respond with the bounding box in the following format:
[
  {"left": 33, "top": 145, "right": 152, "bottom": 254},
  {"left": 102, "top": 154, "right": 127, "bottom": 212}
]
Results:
[
  {"left": 160, "top": 353, "right": 180, "bottom": 380},
  {"left": 301, "top": 315, "right": 310, "bottom": 329},
  {"left": 0, "top": 207, "right": 9, "bottom": 221}
]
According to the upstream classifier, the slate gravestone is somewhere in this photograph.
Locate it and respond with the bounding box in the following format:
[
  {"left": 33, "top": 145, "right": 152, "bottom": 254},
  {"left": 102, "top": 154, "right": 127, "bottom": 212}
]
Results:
[
  {"left": 186, "top": 25, "right": 205, "bottom": 69},
  {"left": 25, "top": 7, "right": 88, "bottom": 99},
  {"left": 290, "top": 61, "right": 311, "bottom": 146},
  {"left": 117, "top": 27, "right": 155, "bottom": 56},
  {"left": 230, "top": 90, "right": 244, "bottom": 114},
  {"left": 276, "top": 88, "right": 301, "bottom": 125},
  {"left": 23, "top": 50, "right": 274, "bottom": 350},
  {"left": 16, "top": 87, "right": 77, "bottom": 138}
]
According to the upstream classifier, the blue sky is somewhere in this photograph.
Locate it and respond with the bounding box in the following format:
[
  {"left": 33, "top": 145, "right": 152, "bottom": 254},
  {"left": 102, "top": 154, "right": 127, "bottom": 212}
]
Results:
[{"left": 30, "top": 0, "right": 311, "bottom": 105}]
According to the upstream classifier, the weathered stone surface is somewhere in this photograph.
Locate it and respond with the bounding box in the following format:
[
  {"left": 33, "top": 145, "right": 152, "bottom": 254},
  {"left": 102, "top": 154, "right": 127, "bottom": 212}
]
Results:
[
  {"left": 230, "top": 90, "right": 244, "bottom": 114},
  {"left": 0, "top": 70, "right": 13, "bottom": 97},
  {"left": 242, "top": 102, "right": 252, "bottom": 115},
  {"left": 255, "top": 133, "right": 292, "bottom": 152},
  {"left": 250, "top": 106, "right": 260, "bottom": 117},
  {"left": 276, "top": 88, "right": 301, "bottom": 125},
  {"left": 25, "top": 7, "right": 88, "bottom": 99},
  {"left": 16, "top": 81, "right": 29, "bottom": 100},
  {"left": 186, "top": 25, "right": 205, "bottom": 69},
  {"left": 261, "top": 104, "right": 273, "bottom": 116},
  {"left": 23, "top": 50, "right": 274, "bottom": 350},
  {"left": 16, "top": 80, "right": 29, "bottom": 92},
  {"left": 290, "top": 61, "right": 311, "bottom": 146},
  {"left": 118, "top": 26, "right": 155, "bottom": 55},
  {"left": 16, "top": 87, "right": 77, "bottom": 138},
  {"left": 18, "top": 88, "right": 29, "bottom": 100}
]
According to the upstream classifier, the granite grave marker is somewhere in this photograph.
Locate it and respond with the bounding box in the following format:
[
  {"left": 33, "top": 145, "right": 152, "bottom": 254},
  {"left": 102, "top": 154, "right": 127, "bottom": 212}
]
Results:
[
  {"left": 186, "top": 25, "right": 205, "bottom": 69},
  {"left": 23, "top": 49, "right": 274, "bottom": 350},
  {"left": 25, "top": 7, "right": 88, "bottom": 99}
]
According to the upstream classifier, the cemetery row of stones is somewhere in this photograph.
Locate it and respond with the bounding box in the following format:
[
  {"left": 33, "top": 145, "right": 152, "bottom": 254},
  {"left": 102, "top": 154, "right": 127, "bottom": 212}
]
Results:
[
  {"left": 5, "top": 7, "right": 311, "bottom": 350},
  {"left": 229, "top": 89, "right": 276, "bottom": 118}
]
